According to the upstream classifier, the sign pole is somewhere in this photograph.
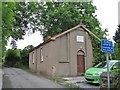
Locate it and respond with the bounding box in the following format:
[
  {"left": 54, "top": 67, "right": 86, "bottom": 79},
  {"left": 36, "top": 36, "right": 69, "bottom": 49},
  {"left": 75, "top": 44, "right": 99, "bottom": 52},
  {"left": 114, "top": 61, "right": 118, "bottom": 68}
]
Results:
[
  {"left": 101, "top": 40, "right": 114, "bottom": 90},
  {"left": 106, "top": 53, "right": 110, "bottom": 90}
]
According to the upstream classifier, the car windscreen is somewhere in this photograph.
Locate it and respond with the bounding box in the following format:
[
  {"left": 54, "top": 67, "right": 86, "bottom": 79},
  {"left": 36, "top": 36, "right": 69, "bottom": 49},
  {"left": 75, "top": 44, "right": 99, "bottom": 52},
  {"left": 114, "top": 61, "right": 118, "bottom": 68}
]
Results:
[{"left": 94, "top": 61, "right": 115, "bottom": 68}]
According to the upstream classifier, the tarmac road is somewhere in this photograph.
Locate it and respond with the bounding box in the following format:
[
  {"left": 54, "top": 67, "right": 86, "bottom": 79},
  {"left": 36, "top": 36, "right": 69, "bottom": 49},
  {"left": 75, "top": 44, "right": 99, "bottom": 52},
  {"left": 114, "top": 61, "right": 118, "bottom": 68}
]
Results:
[
  {"left": 2, "top": 67, "right": 64, "bottom": 88},
  {"left": 0, "top": 69, "right": 2, "bottom": 90}
]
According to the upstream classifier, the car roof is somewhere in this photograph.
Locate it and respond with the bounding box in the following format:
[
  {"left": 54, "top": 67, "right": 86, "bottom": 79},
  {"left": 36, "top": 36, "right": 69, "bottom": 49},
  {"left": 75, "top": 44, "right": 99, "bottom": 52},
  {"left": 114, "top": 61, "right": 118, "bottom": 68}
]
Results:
[
  {"left": 101, "top": 60, "right": 120, "bottom": 62},
  {"left": 109, "top": 60, "right": 120, "bottom": 62}
]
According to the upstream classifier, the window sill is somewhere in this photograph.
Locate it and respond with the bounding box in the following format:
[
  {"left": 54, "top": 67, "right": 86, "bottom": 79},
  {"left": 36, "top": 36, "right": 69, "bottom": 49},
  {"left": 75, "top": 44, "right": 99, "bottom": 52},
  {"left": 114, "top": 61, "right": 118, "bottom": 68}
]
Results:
[
  {"left": 40, "top": 61, "right": 43, "bottom": 63},
  {"left": 59, "top": 61, "right": 69, "bottom": 63}
]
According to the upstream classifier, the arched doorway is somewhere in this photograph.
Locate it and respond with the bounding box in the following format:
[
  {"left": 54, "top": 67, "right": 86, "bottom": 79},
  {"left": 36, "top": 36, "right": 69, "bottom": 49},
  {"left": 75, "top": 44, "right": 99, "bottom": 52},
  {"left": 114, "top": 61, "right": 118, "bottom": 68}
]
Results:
[{"left": 77, "top": 50, "right": 85, "bottom": 75}]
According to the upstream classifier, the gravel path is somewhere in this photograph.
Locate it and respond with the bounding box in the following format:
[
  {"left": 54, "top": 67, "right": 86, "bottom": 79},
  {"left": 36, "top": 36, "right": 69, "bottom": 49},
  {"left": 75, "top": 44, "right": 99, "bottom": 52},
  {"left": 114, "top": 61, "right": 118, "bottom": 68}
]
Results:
[{"left": 62, "top": 76, "right": 100, "bottom": 90}]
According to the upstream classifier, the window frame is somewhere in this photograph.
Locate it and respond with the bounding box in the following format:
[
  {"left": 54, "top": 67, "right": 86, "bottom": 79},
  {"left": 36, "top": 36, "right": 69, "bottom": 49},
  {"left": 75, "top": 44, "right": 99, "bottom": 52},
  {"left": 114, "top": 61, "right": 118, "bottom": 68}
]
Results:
[
  {"left": 40, "top": 47, "right": 43, "bottom": 62},
  {"left": 32, "top": 52, "right": 35, "bottom": 64}
]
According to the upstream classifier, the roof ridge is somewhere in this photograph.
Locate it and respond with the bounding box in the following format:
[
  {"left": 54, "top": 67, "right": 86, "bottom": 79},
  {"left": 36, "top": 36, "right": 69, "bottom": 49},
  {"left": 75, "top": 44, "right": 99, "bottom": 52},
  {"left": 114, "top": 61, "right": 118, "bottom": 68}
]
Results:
[
  {"left": 29, "top": 23, "right": 101, "bottom": 53},
  {"left": 50, "top": 24, "right": 83, "bottom": 39}
]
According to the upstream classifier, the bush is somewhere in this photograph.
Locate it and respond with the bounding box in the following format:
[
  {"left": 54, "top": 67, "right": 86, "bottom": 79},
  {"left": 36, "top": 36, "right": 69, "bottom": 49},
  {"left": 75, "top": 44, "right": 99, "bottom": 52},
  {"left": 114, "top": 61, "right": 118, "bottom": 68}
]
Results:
[
  {"left": 100, "top": 71, "right": 120, "bottom": 89},
  {"left": 5, "top": 49, "right": 21, "bottom": 67},
  {"left": 20, "top": 45, "right": 34, "bottom": 67},
  {"left": 4, "top": 45, "right": 34, "bottom": 68},
  {"left": 14, "top": 62, "right": 28, "bottom": 70}
]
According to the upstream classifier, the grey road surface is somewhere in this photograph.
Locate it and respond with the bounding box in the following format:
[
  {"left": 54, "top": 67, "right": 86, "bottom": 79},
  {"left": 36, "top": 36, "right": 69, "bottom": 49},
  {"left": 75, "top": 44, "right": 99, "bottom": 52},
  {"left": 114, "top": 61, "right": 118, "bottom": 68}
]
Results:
[
  {"left": 0, "top": 69, "right": 2, "bottom": 90},
  {"left": 2, "top": 67, "right": 64, "bottom": 88}
]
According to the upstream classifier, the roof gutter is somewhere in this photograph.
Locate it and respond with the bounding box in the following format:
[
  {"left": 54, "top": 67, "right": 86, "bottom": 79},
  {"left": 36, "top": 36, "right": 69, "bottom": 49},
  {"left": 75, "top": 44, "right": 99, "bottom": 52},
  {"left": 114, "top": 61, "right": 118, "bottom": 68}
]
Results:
[{"left": 81, "top": 26, "right": 101, "bottom": 41}]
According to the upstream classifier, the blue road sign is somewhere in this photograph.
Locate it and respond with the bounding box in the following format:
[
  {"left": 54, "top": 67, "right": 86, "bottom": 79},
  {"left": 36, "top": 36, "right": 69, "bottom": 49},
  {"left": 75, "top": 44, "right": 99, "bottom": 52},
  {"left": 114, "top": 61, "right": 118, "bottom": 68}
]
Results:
[{"left": 101, "top": 40, "right": 114, "bottom": 53}]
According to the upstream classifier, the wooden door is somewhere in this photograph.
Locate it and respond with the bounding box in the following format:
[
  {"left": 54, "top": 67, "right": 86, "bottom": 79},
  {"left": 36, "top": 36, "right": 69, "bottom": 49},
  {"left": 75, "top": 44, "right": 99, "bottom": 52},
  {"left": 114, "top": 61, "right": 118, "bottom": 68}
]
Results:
[{"left": 77, "top": 55, "right": 85, "bottom": 74}]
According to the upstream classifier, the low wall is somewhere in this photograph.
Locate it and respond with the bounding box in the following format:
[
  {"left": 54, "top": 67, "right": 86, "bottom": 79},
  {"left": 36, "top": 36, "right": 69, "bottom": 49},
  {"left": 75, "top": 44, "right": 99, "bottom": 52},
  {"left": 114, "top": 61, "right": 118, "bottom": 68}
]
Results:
[{"left": 100, "top": 71, "right": 120, "bottom": 89}]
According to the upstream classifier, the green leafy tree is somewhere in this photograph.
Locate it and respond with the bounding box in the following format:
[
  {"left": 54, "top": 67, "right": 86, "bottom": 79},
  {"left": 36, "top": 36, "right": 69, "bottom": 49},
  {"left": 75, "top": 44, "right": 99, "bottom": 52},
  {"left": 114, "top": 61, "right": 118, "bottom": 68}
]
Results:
[
  {"left": 12, "top": 2, "right": 42, "bottom": 40},
  {"left": 113, "top": 25, "right": 120, "bottom": 51},
  {"left": 3, "top": 2, "right": 108, "bottom": 64},
  {"left": 5, "top": 49, "right": 21, "bottom": 67},
  {"left": 10, "top": 39, "right": 17, "bottom": 49},
  {"left": 13, "top": 2, "right": 107, "bottom": 64},
  {"left": 113, "top": 25, "right": 120, "bottom": 59},
  {"left": 2, "top": 2, "right": 39, "bottom": 57},
  {"left": 0, "top": 2, "right": 2, "bottom": 59},
  {"left": 111, "top": 43, "right": 120, "bottom": 60},
  {"left": 21, "top": 45, "right": 34, "bottom": 66},
  {"left": 36, "top": 2, "right": 107, "bottom": 64},
  {"left": 2, "top": 2, "right": 16, "bottom": 56}
]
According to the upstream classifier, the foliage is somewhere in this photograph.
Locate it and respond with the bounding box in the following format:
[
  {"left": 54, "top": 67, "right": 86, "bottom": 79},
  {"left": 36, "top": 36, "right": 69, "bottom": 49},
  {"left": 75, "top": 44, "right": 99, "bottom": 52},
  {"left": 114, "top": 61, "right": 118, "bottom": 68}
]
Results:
[
  {"left": 111, "top": 43, "right": 120, "bottom": 60},
  {"left": 36, "top": 2, "right": 107, "bottom": 64},
  {"left": 3, "top": 2, "right": 108, "bottom": 64},
  {"left": 2, "top": 2, "right": 16, "bottom": 56},
  {"left": 0, "top": 2, "right": 2, "bottom": 58},
  {"left": 113, "top": 25, "right": 120, "bottom": 52},
  {"left": 4, "top": 46, "right": 33, "bottom": 67},
  {"left": 113, "top": 25, "right": 120, "bottom": 60},
  {"left": 13, "top": 2, "right": 107, "bottom": 64},
  {"left": 14, "top": 61, "right": 28, "bottom": 70},
  {"left": 11, "top": 2, "right": 34, "bottom": 40},
  {"left": 5, "top": 49, "right": 21, "bottom": 67},
  {"left": 4, "top": 45, "right": 34, "bottom": 67},
  {"left": 20, "top": 45, "right": 34, "bottom": 66},
  {"left": 100, "top": 69, "right": 120, "bottom": 88},
  {"left": 10, "top": 2, "right": 45, "bottom": 40},
  {"left": 2, "top": 2, "right": 39, "bottom": 57},
  {"left": 10, "top": 39, "right": 17, "bottom": 49}
]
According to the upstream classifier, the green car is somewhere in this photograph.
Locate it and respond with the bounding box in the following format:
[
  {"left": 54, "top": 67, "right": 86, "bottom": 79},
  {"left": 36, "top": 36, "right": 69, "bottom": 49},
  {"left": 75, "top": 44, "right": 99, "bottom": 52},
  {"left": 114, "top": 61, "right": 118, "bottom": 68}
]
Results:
[{"left": 85, "top": 60, "right": 120, "bottom": 84}]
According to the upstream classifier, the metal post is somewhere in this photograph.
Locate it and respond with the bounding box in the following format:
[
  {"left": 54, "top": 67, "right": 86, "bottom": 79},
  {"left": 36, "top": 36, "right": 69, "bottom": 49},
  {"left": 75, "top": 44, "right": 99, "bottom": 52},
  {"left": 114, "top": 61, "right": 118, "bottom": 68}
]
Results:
[{"left": 106, "top": 53, "right": 110, "bottom": 90}]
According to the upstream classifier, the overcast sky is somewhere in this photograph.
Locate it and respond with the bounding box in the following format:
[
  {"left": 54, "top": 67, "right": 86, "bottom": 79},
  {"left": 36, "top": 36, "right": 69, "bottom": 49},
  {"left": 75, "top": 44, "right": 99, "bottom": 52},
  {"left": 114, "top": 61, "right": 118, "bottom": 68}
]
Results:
[{"left": 6, "top": 0, "right": 120, "bottom": 49}]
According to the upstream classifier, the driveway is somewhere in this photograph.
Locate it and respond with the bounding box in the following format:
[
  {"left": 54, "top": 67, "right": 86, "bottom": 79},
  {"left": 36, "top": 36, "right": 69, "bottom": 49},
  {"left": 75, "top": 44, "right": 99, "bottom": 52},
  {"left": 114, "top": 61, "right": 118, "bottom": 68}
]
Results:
[{"left": 2, "top": 67, "right": 64, "bottom": 88}]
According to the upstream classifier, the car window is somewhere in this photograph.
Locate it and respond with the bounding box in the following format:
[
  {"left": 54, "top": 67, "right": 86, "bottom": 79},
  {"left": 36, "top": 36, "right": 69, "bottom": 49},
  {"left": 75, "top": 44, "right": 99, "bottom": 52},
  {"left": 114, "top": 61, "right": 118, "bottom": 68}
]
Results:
[
  {"left": 112, "top": 62, "right": 120, "bottom": 69},
  {"left": 94, "top": 61, "right": 114, "bottom": 68},
  {"left": 94, "top": 62, "right": 106, "bottom": 68}
]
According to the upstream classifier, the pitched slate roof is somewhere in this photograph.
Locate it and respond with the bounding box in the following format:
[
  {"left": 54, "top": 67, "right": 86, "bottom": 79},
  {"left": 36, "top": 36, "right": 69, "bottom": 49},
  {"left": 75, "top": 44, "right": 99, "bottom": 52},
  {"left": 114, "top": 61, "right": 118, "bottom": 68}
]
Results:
[{"left": 29, "top": 23, "right": 101, "bottom": 53}]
